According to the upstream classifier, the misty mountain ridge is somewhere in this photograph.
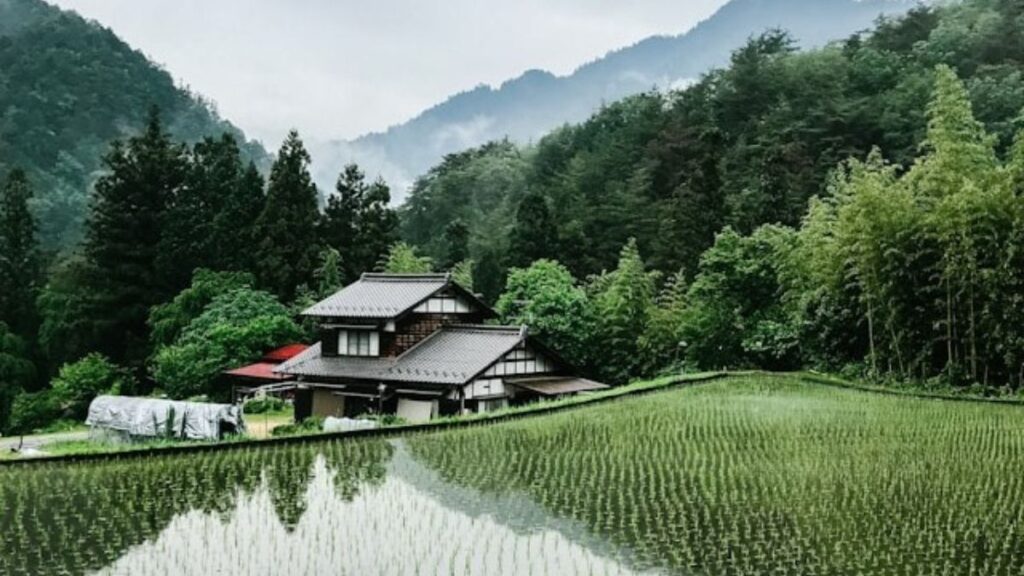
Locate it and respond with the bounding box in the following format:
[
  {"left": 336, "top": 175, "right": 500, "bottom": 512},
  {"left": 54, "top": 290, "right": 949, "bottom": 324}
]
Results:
[{"left": 315, "top": 0, "right": 917, "bottom": 200}]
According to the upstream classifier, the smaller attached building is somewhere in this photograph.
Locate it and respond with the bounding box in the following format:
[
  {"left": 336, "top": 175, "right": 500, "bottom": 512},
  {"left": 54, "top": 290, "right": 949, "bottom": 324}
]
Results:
[
  {"left": 223, "top": 344, "right": 309, "bottom": 402},
  {"left": 275, "top": 273, "right": 606, "bottom": 422}
]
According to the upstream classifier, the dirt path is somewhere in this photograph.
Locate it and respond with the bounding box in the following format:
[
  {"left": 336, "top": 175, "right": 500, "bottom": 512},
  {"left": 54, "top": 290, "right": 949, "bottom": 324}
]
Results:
[{"left": 0, "top": 430, "right": 90, "bottom": 453}]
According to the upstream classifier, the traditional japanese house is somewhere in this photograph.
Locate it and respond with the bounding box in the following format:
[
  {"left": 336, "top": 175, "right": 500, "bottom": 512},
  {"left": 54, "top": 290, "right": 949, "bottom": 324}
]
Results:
[{"left": 275, "top": 273, "right": 606, "bottom": 422}]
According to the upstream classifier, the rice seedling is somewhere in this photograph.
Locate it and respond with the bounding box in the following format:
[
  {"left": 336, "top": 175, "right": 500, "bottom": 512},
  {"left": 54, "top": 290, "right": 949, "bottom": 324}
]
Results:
[{"left": 0, "top": 375, "right": 1022, "bottom": 575}]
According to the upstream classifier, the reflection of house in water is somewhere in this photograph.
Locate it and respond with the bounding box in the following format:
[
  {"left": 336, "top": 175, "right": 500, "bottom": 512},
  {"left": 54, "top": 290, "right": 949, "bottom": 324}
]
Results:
[{"left": 276, "top": 273, "right": 606, "bottom": 422}]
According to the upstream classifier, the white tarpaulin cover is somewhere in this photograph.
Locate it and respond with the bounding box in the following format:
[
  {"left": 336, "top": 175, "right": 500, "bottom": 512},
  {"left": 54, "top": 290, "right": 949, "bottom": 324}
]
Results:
[
  {"left": 323, "top": 417, "right": 377, "bottom": 433},
  {"left": 86, "top": 396, "right": 246, "bottom": 440}
]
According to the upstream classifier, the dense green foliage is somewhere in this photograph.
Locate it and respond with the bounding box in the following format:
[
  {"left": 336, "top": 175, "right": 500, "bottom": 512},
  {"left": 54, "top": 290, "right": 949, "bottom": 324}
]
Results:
[
  {"left": 0, "top": 0, "right": 267, "bottom": 250},
  {"left": 401, "top": 0, "right": 1024, "bottom": 280},
  {"left": 49, "top": 353, "right": 133, "bottom": 419},
  {"left": 147, "top": 269, "right": 257, "bottom": 350},
  {"left": 320, "top": 165, "right": 399, "bottom": 283},
  {"left": 402, "top": 0, "right": 1024, "bottom": 389},
  {"left": 254, "top": 131, "right": 322, "bottom": 302},
  {"left": 0, "top": 323, "right": 35, "bottom": 432},
  {"left": 377, "top": 242, "right": 433, "bottom": 274},
  {"left": 410, "top": 376, "right": 1024, "bottom": 574},
  {"left": 151, "top": 287, "right": 302, "bottom": 400},
  {"left": 82, "top": 110, "right": 189, "bottom": 367},
  {"left": 5, "top": 114, "right": 395, "bottom": 427},
  {"left": 788, "top": 65, "right": 1024, "bottom": 386},
  {"left": 0, "top": 169, "right": 40, "bottom": 340},
  {"left": 495, "top": 260, "right": 593, "bottom": 369}
]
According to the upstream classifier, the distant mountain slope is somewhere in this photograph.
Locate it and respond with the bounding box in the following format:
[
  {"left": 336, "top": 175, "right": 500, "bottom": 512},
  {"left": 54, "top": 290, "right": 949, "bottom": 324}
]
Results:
[
  {"left": 0, "top": 0, "right": 268, "bottom": 249},
  {"left": 317, "top": 0, "right": 915, "bottom": 199}
]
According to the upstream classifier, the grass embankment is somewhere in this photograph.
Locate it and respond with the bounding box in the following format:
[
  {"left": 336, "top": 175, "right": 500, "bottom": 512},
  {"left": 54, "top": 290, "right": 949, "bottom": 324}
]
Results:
[
  {"left": 6, "top": 369, "right": 1021, "bottom": 463},
  {"left": 0, "top": 372, "right": 727, "bottom": 463}
]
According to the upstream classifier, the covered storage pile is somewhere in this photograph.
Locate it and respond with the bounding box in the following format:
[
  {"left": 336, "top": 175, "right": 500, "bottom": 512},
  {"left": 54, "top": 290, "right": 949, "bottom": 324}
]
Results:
[{"left": 86, "top": 396, "right": 245, "bottom": 441}]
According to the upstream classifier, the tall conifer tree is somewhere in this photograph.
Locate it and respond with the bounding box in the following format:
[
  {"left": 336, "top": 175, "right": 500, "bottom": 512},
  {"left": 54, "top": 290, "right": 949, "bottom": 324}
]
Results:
[
  {"left": 255, "top": 131, "right": 321, "bottom": 301},
  {"left": 321, "top": 164, "right": 397, "bottom": 281},
  {"left": 85, "top": 108, "right": 187, "bottom": 365},
  {"left": 507, "top": 191, "right": 557, "bottom": 269},
  {"left": 0, "top": 169, "right": 40, "bottom": 338}
]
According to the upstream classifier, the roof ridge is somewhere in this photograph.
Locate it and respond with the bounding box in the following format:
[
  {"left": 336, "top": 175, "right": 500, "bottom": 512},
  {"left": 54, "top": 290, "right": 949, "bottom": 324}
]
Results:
[
  {"left": 360, "top": 273, "right": 449, "bottom": 282},
  {"left": 445, "top": 323, "right": 523, "bottom": 332}
]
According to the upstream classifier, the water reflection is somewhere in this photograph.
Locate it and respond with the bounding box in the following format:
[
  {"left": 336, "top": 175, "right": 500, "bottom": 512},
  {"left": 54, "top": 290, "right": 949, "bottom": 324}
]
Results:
[{"left": 0, "top": 440, "right": 654, "bottom": 576}]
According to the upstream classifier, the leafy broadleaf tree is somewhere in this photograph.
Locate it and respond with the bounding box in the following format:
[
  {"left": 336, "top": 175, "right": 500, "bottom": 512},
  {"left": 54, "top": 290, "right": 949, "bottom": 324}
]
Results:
[
  {"left": 148, "top": 268, "right": 256, "bottom": 349},
  {"left": 677, "top": 226, "right": 799, "bottom": 371},
  {"left": 496, "top": 260, "right": 594, "bottom": 369},
  {"left": 255, "top": 130, "right": 322, "bottom": 301},
  {"left": 152, "top": 288, "right": 302, "bottom": 400}
]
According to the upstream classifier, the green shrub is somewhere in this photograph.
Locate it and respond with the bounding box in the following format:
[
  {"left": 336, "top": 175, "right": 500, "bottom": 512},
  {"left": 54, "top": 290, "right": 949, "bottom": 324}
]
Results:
[
  {"left": 8, "top": 391, "right": 60, "bottom": 435},
  {"left": 50, "top": 353, "right": 134, "bottom": 419},
  {"left": 356, "top": 413, "right": 408, "bottom": 427},
  {"left": 243, "top": 397, "right": 287, "bottom": 414},
  {"left": 271, "top": 416, "right": 323, "bottom": 437}
]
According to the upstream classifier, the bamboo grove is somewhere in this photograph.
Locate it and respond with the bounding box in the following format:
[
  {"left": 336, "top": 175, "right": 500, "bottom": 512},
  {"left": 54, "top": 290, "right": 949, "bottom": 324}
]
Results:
[{"left": 789, "top": 65, "right": 1024, "bottom": 387}]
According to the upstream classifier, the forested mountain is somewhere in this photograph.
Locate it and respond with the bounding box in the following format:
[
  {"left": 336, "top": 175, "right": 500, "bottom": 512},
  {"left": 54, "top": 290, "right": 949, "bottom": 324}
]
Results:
[
  {"left": 317, "top": 0, "right": 915, "bottom": 197},
  {"left": 401, "top": 0, "right": 1024, "bottom": 297},
  {"left": 0, "top": 0, "right": 267, "bottom": 250},
  {"left": 398, "top": 0, "right": 1024, "bottom": 391}
]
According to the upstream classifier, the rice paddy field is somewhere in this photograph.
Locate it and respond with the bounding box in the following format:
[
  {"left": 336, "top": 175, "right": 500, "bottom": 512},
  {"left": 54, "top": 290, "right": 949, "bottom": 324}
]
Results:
[{"left": 2, "top": 375, "right": 1024, "bottom": 575}]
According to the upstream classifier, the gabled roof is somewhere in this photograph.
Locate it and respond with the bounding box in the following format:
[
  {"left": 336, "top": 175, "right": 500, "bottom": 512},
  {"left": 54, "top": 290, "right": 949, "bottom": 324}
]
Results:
[
  {"left": 302, "top": 273, "right": 492, "bottom": 320},
  {"left": 275, "top": 325, "right": 528, "bottom": 386}
]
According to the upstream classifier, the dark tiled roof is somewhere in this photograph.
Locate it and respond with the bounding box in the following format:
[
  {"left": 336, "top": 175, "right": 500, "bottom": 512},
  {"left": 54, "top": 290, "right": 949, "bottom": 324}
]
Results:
[
  {"left": 275, "top": 325, "right": 527, "bottom": 386},
  {"left": 505, "top": 376, "right": 608, "bottom": 396},
  {"left": 302, "top": 273, "right": 451, "bottom": 319}
]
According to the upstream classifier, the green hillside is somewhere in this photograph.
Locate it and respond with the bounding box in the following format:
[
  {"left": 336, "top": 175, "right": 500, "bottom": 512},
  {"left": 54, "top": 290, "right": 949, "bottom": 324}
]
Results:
[
  {"left": 402, "top": 0, "right": 1024, "bottom": 281},
  {"left": 400, "top": 0, "right": 1024, "bottom": 389},
  {"left": 0, "top": 0, "right": 267, "bottom": 249}
]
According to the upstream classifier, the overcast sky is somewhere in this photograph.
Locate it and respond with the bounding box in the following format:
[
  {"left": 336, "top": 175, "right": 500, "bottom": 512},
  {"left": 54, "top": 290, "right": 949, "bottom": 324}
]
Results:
[{"left": 51, "top": 0, "right": 728, "bottom": 147}]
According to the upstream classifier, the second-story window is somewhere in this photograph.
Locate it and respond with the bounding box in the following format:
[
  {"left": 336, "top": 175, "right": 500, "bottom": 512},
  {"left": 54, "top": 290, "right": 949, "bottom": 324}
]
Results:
[{"left": 337, "top": 329, "right": 379, "bottom": 357}]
